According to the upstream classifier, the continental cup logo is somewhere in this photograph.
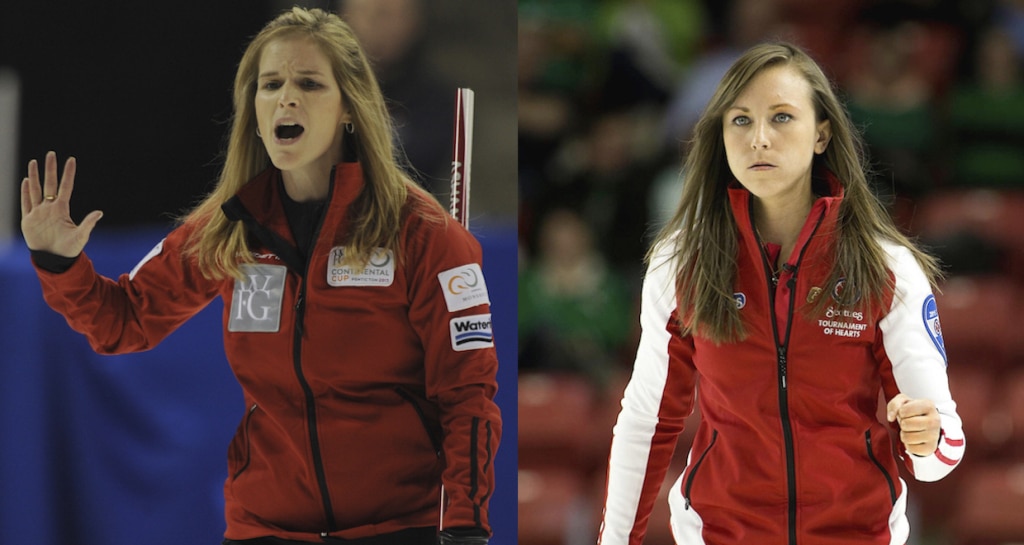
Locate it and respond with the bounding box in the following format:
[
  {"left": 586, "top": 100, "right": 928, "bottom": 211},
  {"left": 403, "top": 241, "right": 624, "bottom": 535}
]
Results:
[
  {"left": 327, "top": 247, "right": 395, "bottom": 287},
  {"left": 922, "top": 294, "right": 947, "bottom": 364},
  {"left": 437, "top": 263, "right": 490, "bottom": 312},
  {"left": 229, "top": 264, "right": 286, "bottom": 332}
]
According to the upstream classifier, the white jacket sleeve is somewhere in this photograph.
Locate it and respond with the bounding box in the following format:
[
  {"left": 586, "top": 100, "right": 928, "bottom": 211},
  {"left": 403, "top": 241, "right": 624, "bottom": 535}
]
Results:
[
  {"left": 600, "top": 240, "right": 697, "bottom": 545},
  {"left": 878, "top": 242, "right": 965, "bottom": 481}
]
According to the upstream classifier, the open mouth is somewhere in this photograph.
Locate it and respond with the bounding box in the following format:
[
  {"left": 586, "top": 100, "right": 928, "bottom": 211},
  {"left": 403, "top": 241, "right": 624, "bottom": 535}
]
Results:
[{"left": 275, "top": 123, "right": 305, "bottom": 140}]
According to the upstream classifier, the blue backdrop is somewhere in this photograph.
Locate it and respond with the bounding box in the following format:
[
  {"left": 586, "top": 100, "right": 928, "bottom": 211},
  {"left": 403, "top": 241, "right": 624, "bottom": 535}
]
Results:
[{"left": 0, "top": 222, "right": 517, "bottom": 545}]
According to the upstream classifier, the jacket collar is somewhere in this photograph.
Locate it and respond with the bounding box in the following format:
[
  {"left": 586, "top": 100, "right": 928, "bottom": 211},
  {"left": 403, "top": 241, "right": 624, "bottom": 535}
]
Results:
[
  {"left": 225, "top": 161, "right": 365, "bottom": 226},
  {"left": 221, "top": 161, "right": 365, "bottom": 272},
  {"left": 727, "top": 165, "right": 844, "bottom": 229},
  {"left": 727, "top": 165, "right": 845, "bottom": 270}
]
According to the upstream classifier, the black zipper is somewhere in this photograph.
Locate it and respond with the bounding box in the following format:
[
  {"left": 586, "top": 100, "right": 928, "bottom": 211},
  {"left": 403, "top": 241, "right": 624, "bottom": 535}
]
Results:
[
  {"left": 683, "top": 429, "right": 718, "bottom": 509},
  {"left": 750, "top": 198, "right": 825, "bottom": 545},
  {"left": 232, "top": 403, "right": 258, "bottom": 480},
  {"left": 865, "top": 430, "right": 897, "bottom": 505},
  {"left": 292, "top": 166, "right": 338, "bottom": 533},
  {"left": 395, "top": 387, "right": 443, "bottom": 457}
]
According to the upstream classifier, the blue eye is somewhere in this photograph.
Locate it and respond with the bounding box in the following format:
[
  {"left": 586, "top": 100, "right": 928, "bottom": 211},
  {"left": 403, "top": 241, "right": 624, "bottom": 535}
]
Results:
[
  {"left": 773, "top": 113, "right": 792, "bottom": 123},
  {"left": 732, "top": 115, "right": 751, "bottom": 126}
]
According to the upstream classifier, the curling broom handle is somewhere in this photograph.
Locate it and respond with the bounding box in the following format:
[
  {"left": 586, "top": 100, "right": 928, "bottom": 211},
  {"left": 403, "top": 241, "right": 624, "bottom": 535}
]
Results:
[
  {"left": 449, "top": 88, "right": 474, "bottom": 229},
  {"left": 442, "top": 87, "right": 474, "bottom": 531}
]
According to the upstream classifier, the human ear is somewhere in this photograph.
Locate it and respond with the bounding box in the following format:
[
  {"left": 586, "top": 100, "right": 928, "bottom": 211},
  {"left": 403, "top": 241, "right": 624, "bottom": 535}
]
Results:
[{"left": 814, "top": 119, "right": 832, "bottom": 154}]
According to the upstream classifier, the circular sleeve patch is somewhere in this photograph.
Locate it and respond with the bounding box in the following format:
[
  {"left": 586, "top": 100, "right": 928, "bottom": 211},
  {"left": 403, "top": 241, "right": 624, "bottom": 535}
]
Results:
[{"left": 921, "top": 294, "right": 947, "bottom": 365}]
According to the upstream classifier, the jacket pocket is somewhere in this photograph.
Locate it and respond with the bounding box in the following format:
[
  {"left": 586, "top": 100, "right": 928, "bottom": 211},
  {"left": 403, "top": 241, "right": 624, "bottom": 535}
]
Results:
[
  {"left": 395, "top": 387, "right": 442, "bottom": 457},
  {"left": 684, "top": 429, "right": 719, "bottom": 510},
  {"left": 232, "top": 403, "right": 258, "bottom": 480},
  {"left": 865, "top": 428, "right": 897, "bottom": 505}
]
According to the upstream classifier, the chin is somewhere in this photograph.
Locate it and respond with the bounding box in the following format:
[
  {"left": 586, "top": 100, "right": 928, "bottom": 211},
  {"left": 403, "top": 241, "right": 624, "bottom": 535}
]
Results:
[{"left": 266, "top": 151, "right": 302, "bottom": 171}]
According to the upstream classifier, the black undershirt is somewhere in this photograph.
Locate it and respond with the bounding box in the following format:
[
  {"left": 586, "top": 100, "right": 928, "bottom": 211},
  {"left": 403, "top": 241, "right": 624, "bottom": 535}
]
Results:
[{"left": 278, "top": 178, "right": 327, "bottom": 265}]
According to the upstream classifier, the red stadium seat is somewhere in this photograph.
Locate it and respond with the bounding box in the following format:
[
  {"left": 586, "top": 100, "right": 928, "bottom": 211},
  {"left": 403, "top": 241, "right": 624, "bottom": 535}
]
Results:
[
  {"left": 518, "top": 467, "right": 590, "bottom": 545},
  {"left": 933, "top": 276, "right": 1024, "bottom": 371},
  {"left": 947, "top": 366, "right": 1001, "bottom": 458},
  {"left": 950, "top": 462, "right": 1024, "bottom": 544},
  {"left": 913, "top": 190, "right": 1024, "bottom": 280},
  {"left": 998, "top": 369, "right": 1024, "bottom": 461},
  {"left": 519, "top": 372, "right": 610, "bottom": 475}
]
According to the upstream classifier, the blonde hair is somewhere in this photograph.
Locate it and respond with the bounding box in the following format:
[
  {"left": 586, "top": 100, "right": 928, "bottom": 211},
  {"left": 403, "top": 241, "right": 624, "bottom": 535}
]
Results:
[
  {"left": 653, "top": 42, "right": 941, "bottom": 343},
  {"left": 181, "top": 7, "right": 417, "bottom": 279}
]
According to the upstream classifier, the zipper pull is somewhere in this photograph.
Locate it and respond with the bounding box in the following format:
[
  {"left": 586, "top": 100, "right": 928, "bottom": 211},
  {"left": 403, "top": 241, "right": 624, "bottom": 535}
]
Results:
[
  {"left": 778, "top": 346, "right": 788, "bottom": 390},
  {"left": 295, "top": 294, "right": 305, "bottom": 336}
]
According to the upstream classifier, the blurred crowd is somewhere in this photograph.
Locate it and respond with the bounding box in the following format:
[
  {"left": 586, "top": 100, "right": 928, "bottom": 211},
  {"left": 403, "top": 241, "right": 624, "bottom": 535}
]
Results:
[{"left": 517, "top": 0, "right": 1024, "bottom": 544}]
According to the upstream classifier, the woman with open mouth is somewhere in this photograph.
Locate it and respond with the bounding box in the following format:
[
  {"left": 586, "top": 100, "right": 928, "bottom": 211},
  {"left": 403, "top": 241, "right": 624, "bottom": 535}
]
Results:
[{"left": 19, "top": 7, "right": 500, "bottom": 545}]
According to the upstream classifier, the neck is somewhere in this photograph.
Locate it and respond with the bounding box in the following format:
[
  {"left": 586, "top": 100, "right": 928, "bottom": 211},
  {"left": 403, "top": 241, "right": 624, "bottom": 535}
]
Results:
[
  {"left": 752, "top": 192, "right": 815, "bottom": 262},
  {"left": 281, "top": 165, "right": 332, "bottom": 202}
]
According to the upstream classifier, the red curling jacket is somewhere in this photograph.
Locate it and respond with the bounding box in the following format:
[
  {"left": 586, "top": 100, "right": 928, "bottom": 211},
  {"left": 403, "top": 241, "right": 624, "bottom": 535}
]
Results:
[
  {"left": 600, "top": 171, "right": 964, "bottom": 545},
  {"left": 33, "top": 162, "right": 501, "bottom": 541}
]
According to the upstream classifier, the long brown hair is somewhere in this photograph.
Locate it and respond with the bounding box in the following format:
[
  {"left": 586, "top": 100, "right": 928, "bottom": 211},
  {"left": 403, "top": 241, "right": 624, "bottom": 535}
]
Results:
[
  {"left": 652, "top": 42, "right": 941, "bottom": 344},
  {"left": 181, "top": 7, "right": 420, "bottom": 279}
]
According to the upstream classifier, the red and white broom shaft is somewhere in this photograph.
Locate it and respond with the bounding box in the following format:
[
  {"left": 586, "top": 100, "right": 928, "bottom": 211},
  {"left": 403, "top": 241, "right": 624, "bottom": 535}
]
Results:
[
  {"left": 441, "top": 87, "right": 475, "bottom": 533},
  {"left": 449, "top": 88, "right": 474, "bottom": 229}
]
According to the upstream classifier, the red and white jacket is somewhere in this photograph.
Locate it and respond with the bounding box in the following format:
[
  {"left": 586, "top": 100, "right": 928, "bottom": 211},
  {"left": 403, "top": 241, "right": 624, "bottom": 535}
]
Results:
[
  {"left": 600, "top": 172, "right": 964, "bottom": 545},
  {"left": 33, "top": 162, "right": 501, "bottom": 541}
]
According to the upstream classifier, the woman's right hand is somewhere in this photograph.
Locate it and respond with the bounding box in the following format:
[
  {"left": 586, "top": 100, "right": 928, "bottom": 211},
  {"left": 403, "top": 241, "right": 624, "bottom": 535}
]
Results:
[{"left": 20, "top": 151, "right": 103, "bottom": 257}]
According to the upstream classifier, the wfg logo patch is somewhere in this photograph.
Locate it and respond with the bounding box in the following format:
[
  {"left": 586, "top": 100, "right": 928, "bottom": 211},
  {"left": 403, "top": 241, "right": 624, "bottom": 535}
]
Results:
[{"left": 229, "top": 264, "right": 286, "bottom": 332}]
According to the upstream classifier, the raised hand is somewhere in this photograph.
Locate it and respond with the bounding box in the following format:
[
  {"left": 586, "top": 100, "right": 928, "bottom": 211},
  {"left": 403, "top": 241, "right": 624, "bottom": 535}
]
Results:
[
  {"left": 886, "top": 393, "right": 941, "bottom": 457},
  {"left": 20, "top": 151, "right": 103, "bottom": 258}
]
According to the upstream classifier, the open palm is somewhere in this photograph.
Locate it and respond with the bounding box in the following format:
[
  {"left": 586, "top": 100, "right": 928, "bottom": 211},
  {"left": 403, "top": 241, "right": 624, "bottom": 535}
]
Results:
[{"left": 20, "top": 151, "right": 103, "bottom": 258}]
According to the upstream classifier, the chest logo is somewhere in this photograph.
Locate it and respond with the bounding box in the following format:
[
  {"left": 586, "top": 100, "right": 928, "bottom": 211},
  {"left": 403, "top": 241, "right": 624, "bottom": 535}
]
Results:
[
  {"left": 327, "top": 247, "right": 395, "bottom": 287},
  {"left": 733, "top": 292, "right": 746, "bottom": 309},
  {"left": 807, "top": 286, "right": 823, "bottom": 304},
  {"left": 438, "top": 263, "right": 490, "bottom": 312},
  {"left": 922, "top": 294, "right": 947, "bottom": 364},
  {"left": 817, "top": 305, "right": 867, "bottom": 339},
  {"left": 229, "top": 264, "right": 286, "bottom": 333},
  {"left": 831, "top": 277, "right": 862, "bottom": 304}
]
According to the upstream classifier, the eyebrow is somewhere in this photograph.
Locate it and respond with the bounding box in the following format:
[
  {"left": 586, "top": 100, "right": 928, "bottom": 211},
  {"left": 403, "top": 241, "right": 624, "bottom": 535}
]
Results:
[
  {"left": 727, "top": 103, "right": 800, "bottom": 112},
  {"left": 257, "top": 69, "right": 327, "bottom": 79}
]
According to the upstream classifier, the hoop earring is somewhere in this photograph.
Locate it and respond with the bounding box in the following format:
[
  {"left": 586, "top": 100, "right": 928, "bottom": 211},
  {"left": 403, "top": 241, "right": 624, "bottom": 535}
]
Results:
[
  {"left": 345, "top": 123, "right": 355, "bottom": 134},
  {"left": 256, "top": 127, "right": 262, "bottom": 137}
]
